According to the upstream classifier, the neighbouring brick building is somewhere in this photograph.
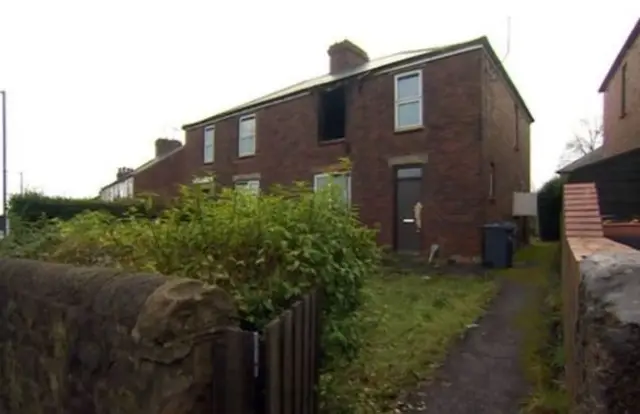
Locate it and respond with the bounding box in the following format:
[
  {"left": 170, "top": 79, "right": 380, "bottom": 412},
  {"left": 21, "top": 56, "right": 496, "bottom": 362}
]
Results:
[
  {"left": 99, "top": 138, "right": 184, "bottom": 201},
  {"left": 560, "top": 18, "right": 640, "bottom": 176},
  {"left": 602, "top": 18, "right": 640, "bottom": 158},
  {"left": 101, "top": 36, "right": 534, "bottom": 260}
]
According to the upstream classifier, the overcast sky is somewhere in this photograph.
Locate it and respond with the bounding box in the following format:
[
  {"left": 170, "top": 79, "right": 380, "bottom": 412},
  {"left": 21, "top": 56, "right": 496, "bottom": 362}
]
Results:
[{"left": 0, "top": 1, "right": 639, "bottom": 205}]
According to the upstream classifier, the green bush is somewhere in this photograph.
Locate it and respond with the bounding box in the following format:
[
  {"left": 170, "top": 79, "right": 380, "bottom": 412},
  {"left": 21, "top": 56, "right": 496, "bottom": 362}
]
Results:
[
  {"left": 10, "top": 178, "right": 380, "bottom": 371},
  {"left": 8, "top": 192, "right": 156, "bottom": 223},
  {"left": 537, "top": 176, "right": 566, "bottom": 241}
]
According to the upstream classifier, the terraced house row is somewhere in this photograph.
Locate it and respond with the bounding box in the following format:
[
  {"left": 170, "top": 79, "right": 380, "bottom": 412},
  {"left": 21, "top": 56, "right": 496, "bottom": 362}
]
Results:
[{"left": 100, "top": 36, "right": 534, "bottom": 261}]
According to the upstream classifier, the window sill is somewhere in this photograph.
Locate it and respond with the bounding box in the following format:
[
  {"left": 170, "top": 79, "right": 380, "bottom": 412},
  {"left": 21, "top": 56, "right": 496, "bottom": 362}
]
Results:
[
  {"left": 203, "top": 161, "right": 214, "bottom": 165},
  {"left": 394, "top": 125, "right": 424, "bottom": 134},
  {"left": 318, "top": 138, "right": 345, "bottom": 146},
  {"left": 237, "top": 154, "right": 256, "bottom": 160}
]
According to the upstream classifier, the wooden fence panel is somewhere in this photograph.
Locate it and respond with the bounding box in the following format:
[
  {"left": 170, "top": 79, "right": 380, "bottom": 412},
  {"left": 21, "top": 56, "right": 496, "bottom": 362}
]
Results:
[
  {"left": 281, "top": 309, "right": 294, "bottom": 414},
  {"left": 211, "top": 290, "right": 322, "bottom": 414},
  {"left": 211, "top": 328, "right": 257, "bottom": 414},
  {"left": 264, "top": 319, "right": 282, "bottom": 414},
  {"left": 301, "top": 294, "right": 311, "bottom": 414},
  {"left": 293, "top": 301, "right": 304, "bottom": 412}
]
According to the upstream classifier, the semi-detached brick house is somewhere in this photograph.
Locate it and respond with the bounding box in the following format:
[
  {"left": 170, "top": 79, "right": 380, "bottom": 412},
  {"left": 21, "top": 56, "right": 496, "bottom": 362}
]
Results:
[{"left": 102, "top": 36, "right": 534, "bottom": 260}]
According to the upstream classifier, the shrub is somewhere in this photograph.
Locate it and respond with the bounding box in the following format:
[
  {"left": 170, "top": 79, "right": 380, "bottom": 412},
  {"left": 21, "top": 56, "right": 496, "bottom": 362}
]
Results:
[
  {"left": 8, "top": 192, "right": 157, "bottom": 224},
  {"left": 11, "top": 177, "right": 381, "bottom": 369},
  {"left": 537, "top": 176, "right": 566, "bottom": 241}
]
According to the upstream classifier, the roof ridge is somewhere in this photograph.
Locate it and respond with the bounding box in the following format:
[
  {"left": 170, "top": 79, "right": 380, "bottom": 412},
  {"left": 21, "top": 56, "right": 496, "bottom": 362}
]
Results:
[{"left": 182, "top": 35, "right": 531, "bottom": 129}]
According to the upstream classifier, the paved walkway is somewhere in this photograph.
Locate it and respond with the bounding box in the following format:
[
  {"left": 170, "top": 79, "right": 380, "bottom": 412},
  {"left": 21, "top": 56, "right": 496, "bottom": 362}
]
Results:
[{"left": 397, "top": 279, "right": 530, "bottom": 413}]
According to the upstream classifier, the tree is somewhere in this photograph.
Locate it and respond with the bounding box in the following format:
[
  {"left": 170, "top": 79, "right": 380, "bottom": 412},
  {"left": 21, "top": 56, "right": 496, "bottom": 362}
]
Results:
[{"left": 559, "top": 117, "right": 603, "bottom": 167}]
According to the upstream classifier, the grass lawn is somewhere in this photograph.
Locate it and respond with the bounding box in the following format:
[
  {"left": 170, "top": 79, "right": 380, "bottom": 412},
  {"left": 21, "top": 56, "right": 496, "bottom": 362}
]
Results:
[{"left": 322, "top": 270, "right": 498, "bottom": 414}]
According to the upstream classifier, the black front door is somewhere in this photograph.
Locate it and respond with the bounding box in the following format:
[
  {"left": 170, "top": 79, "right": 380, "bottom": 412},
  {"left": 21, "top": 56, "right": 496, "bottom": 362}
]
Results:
[{"left": 394, "top": 166, "right": 423, "bottom": 252}]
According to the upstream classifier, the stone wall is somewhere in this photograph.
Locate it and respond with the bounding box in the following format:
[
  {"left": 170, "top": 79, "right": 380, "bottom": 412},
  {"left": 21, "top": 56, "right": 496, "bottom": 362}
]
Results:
[
  {"left": 562, "top": 183, "right": 640, "bottom": 413},
  {"left": 576, "top": 253, "right": 640, "bottom": 412},
  {"left": 0, "top": 258, "right": 237, "bottom": 414}
]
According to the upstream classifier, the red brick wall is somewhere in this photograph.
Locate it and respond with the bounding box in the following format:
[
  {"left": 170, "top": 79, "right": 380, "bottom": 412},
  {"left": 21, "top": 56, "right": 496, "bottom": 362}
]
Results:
[
  {"left": 481, "top": 52, "right": 532, "bottom": 243},
  {"left": 150, "top": 48, "right": 529, "bottom": 258},
  {"left": 603, "top": 33, "right": 640, "bottom": 157},
  {"left": 134, "top": 148, "right": 187, "bottom": 199},
  {"left": 350, "top": 50, "right": 486, "bottom": 257}
]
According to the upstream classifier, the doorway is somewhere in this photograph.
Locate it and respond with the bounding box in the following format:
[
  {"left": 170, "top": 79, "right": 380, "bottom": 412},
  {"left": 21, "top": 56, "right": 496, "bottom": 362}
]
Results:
[{"left": 394, "top": 165, "right": 423, "bottom": 252}]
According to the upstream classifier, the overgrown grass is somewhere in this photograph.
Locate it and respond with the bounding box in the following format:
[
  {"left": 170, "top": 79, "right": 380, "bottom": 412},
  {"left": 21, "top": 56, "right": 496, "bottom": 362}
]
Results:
[
  {"left": 498, "top": 242, "right": 568, "bottom": 413},
  {"left": 321, "top": 271, "right": 498, "bottom": 414}
]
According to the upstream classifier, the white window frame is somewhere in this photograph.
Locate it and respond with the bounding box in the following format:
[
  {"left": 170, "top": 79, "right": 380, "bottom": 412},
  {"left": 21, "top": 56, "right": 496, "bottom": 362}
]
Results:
[
  {"left": 313, "top": 172, "right": 352, "bottom": 205},
  {"left": 204, "top": 125, "right": 215, "bottom": 164},
  {"left": 235, "top": 179, "right": 260, "bottom": 195},
  {"left": 238, "top": 114, "right": 256, "bottom": 157},
  {"left": 394, "top": 70, "right": 423, "bottom": 131}
]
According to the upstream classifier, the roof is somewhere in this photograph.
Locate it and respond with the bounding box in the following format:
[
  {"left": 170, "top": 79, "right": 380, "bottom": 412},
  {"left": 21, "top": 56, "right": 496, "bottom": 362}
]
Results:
[
  {"left": 557, "top": 147, "right": 606, "bottom": 174},
  {"left": 599, "top": 18, "right": 640, "bottom": 92},
  {"left": 183, "top": 36, "right": 534, "bottom": 129},
  {"left": 99, "top": 145, "right": 183, "bottom": 193}
]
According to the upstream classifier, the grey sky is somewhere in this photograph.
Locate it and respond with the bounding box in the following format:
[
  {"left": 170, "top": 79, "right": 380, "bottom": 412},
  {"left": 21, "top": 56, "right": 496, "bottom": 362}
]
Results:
[{"left": 0, "top": 1, "right": 639, "bottom": 204}]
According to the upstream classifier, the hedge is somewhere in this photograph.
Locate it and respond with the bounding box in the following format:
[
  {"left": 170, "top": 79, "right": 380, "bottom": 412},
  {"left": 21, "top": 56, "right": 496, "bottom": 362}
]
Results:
[
  {"left": 537, "top": 176, "right": 566, "bottom": 242},
  {"left": 8, "top": 192, "right": 157, "bottom": 223}
]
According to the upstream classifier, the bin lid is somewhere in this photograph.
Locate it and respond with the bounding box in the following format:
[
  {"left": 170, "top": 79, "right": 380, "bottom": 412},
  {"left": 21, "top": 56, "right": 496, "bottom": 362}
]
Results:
[{"left": 482, "top": 221, "right": 517, "bottom": 230}]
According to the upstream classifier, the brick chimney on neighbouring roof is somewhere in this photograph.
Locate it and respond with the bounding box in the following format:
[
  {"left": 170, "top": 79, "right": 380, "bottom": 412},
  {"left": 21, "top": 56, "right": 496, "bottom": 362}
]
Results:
[
  {"left": 116, "top": 167, "right": 134, "bottom": 181},
  {"left": 155, "top": 138, "right": 182, "bottom": 158},
  {"left": 328, "top": 39, "right": 369, "bottom": 74}
]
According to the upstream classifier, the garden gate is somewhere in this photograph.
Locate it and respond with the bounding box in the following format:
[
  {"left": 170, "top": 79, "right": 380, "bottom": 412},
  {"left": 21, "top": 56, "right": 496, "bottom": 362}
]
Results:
[{"left": 211, "top": 290, "right": 323, "bottom": 414}]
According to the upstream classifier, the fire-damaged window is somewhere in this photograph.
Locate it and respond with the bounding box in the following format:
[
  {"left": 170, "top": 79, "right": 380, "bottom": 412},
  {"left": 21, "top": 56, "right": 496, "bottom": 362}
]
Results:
[{"left": 318, "top": 85, "right": 346, "bottom": 141}]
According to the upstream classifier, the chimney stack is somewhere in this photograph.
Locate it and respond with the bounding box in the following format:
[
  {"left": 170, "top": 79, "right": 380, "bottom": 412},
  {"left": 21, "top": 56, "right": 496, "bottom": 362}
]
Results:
[
  {"left": 154, "top": 138, "right": 182, "bottom": 158},
  {"left": 328, "top": 39, "right": 369, "bottom": 74},
  {"left": 116, "top": 167, "right": 134, "bottom": 180}
]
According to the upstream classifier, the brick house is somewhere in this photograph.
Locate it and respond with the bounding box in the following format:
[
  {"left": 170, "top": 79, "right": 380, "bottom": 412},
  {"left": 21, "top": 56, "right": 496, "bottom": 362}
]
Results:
[
  {"left": 102, "top": 36, "right": 533, "bottom": 260},
  {"left": 99, "top": 138, "right": 183, "bottom": 201},
  {"left": 560, "top": 18, "right": 639, "bottom": 175},
  {"left": 559, "top": 18, "right": 640, "bottom": 221}
]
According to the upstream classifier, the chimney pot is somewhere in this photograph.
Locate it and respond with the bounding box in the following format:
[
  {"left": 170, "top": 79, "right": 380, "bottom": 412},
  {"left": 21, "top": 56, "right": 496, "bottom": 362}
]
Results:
[
  {"left": 328, "top": 39, "right": 369, "bottom": 74},
  {"left": 116, "top": 167, "right": 134, "bottom": 180}
]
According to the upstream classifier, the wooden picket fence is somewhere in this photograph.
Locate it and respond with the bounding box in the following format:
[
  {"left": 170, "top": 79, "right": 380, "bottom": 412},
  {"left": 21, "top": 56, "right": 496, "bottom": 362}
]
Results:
[{"left": 211, "top": 289, "right": 323, "bottom": 414}]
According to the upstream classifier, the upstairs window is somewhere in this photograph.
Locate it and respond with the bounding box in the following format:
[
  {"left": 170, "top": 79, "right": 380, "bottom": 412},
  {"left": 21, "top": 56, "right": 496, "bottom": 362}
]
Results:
[
  {"left": 238, "top": 115, "right": 256, "bottom": 157},
  {"left": 314, "top": 172, "right": 351, "bottom": 205},
  {"left": 204, "top": 125, "right": 215, "bottom": 164},
  {"left": 319, "top": 85, "right": 346, "bottom": 141},
  {"left": 235, "top": 179, "right": 260, "bottom": 195},
  {"left": 621, "top": 63, "right": 627, "bottom": 118},
  {"left": 394, "top": 70, "right": 423, "bottom": 131}
]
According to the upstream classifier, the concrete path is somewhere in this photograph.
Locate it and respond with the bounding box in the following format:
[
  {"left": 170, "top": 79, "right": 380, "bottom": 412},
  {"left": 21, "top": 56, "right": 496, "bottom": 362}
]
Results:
[{"left": 397, "top": 279, "right": 530, "bottom": 413}]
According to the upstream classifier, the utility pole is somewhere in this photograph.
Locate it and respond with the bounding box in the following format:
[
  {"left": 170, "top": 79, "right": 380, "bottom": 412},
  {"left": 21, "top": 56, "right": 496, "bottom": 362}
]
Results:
[
  {"left": 19, "top": 171, "right": 23, "bottom": 194},
  {"left": 1, "top": 90, "right": 6, "bottom": 236}
]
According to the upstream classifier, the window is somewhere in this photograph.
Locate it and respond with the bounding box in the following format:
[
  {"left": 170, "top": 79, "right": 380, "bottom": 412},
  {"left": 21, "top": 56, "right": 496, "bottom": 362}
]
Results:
[
  {"left": 489, "top": 163, "right": 496, "bottom": 199},
  {"left": 204, "top": 126, "right": 215, "bottom": 163},
  {"left": 319, "top": 85, "right": 346, "bottom": 141},
  {"left": 313, "top": 172, "right": 351, "bottom": 204},
  {"left": 238, "top": 115, "right": 256, "bottom": 157},
  {"left": 193, "top": 176, "right": 216, "bottom": 195},
  {"left": 394, "top": 70, "right": 423, "bottom": 130},
  {"left": 235, "top": 179, "right": 260, "bottom": 195},
  {"left": 621, "top": 63, "right": 627, "bottom": 117}
]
